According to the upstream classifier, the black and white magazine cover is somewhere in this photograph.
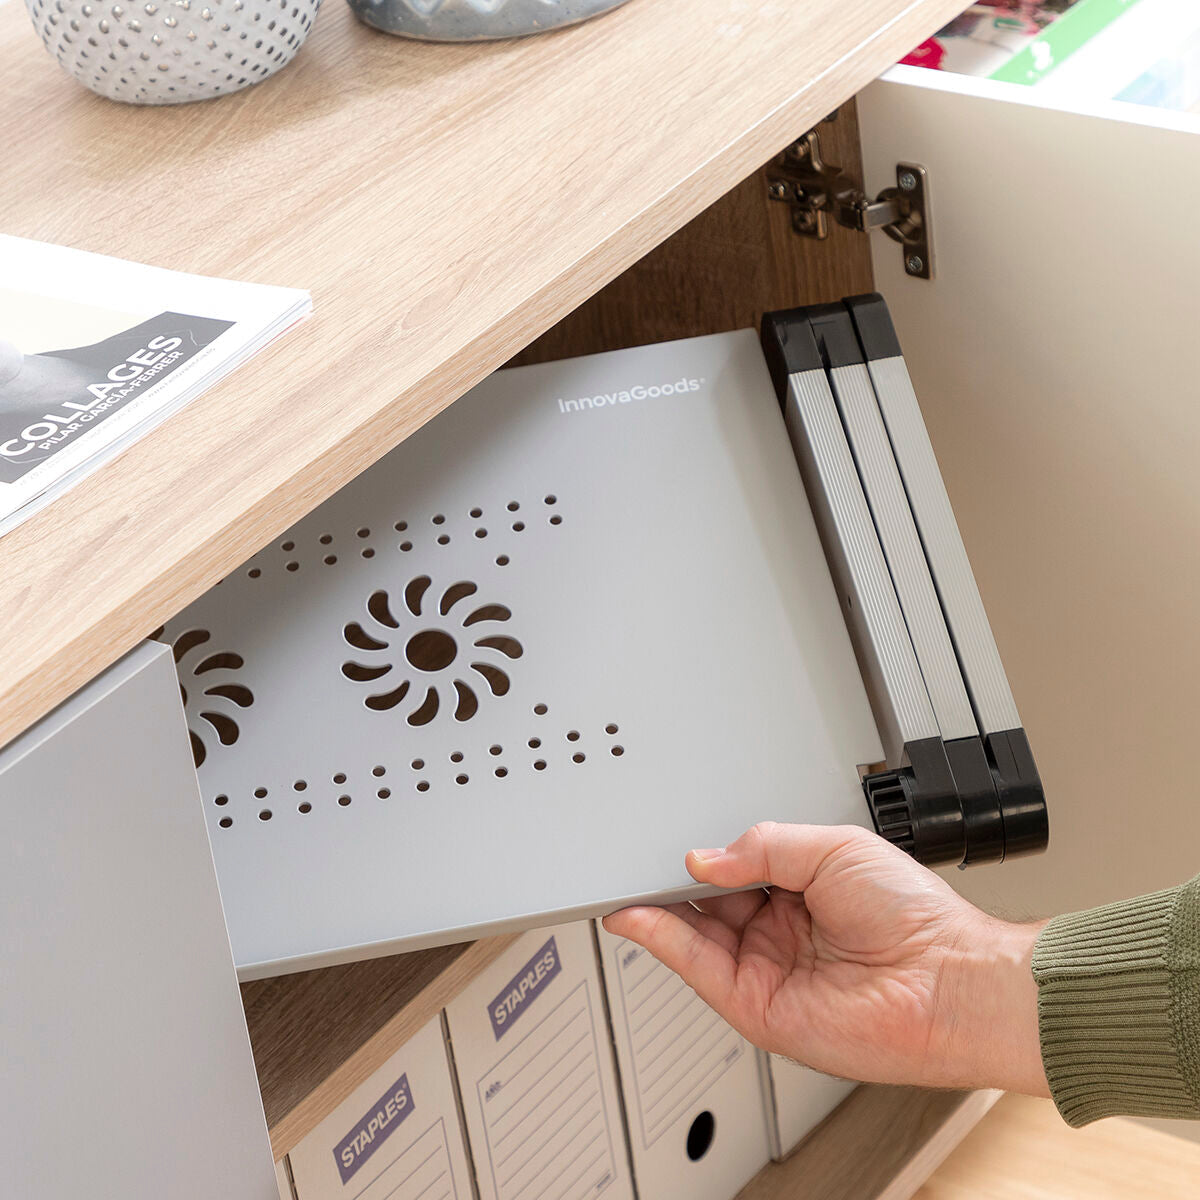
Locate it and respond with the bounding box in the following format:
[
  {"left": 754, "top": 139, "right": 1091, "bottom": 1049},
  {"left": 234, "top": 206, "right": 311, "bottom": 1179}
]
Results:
[{"left": 0, "top": 235, "right": 310, "bottom": 535}]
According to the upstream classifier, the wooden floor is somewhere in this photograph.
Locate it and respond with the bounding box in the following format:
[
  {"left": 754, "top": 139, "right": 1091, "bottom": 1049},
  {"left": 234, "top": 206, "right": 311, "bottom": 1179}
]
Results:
[{"left": 916, "top": 1094, "right": 1200, "bottom": 1199}]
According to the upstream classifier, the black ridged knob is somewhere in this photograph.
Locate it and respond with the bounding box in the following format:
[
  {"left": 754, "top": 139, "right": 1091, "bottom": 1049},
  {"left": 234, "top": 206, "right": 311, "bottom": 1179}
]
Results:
[{"left": 862, "top": 771, "right": 915, "bottom": 853}]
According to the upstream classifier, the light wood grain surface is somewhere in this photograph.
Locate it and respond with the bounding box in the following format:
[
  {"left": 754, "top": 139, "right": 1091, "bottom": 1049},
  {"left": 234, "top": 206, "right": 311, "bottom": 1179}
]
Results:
[
  {"left": 0, "top": 0, "right": 964, "bottom": 747},
  {"left": 737, "top": 1086, "right": 999, "bottom": 1200},
  {"left": 916, "top": 1094, "right": 1200, "bottom": 1199},
  {"left": 512, "top": 104, "right": 875, "bottom": 367},
  {"left": 243, "top": 934, "right": 519, "bottom": 1158}
]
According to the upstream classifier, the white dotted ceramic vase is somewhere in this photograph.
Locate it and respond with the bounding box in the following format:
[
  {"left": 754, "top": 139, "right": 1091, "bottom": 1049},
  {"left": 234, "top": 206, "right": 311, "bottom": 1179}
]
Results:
[
  {"left": 25, "top": 0, "right": 321, "bottom": 105},
  {"left": 347, "top": 0, "right": 633, "bottom": 41}
]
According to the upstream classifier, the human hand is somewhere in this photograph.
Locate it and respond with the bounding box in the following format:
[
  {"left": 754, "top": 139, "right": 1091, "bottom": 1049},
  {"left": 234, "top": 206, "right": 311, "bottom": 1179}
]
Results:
[{"left": 603, "top": 822, "right": 1048, "bottom": 1095}]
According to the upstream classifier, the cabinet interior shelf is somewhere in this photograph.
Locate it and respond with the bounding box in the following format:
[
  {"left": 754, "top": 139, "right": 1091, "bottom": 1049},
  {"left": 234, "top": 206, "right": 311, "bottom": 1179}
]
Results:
[{"left": 242, "top": 933, "right": 996, "bottom": 1199}]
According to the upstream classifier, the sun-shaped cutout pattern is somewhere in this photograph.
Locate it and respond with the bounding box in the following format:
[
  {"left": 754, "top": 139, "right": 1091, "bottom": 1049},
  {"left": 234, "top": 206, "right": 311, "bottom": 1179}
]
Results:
[
  {"left": 341, "top": 577, "right": 523, "bottom": 724},
  {"left": 165, "top": 628, "right": 255, "bottom": 768}
]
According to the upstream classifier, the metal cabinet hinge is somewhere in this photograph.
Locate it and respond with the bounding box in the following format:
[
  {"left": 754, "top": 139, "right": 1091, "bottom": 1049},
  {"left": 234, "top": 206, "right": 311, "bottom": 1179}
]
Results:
[{"left": 767, "top": 124, "right": 934, "bottom": 280}]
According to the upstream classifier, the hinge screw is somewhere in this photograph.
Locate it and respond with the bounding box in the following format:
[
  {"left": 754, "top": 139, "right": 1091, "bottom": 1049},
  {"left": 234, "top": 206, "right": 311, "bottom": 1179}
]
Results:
[
  {"left": 898, "top": 170, "right": 918, "bottom": 192},
  {"left": 906, "top": 254, "right": 924, "bottom": 274},
  {"left": 767, "top": 179, "right": 788, "bottom": 201}
]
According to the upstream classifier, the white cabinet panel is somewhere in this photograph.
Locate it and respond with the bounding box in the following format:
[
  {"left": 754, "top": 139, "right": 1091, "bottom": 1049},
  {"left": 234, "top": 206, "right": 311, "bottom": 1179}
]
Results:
[
  {"left": 0, "top": 642, "right": 276, "bottom": 1199},
  {"left": 860, "top": 70, "right": 1200, "bottom": 915}
]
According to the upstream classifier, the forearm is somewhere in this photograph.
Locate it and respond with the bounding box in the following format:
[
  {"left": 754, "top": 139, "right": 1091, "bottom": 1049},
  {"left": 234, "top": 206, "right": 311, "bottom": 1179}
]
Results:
[
  {"left": 932, "top": 916, "right": 1050, "bottom": 1097},
  {"left": 1032, "top": 878, "right": 1200, "bottom": 1126},
  {"left": 930, "top": 876, "right": 1200, "bottom": 1126}
]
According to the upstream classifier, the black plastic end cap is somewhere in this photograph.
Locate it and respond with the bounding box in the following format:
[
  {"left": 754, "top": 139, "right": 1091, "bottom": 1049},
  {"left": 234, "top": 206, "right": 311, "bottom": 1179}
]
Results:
[
  {"left": 986, "top": 728, "right": 1049, "bottom": 858},
  {"left": 806, "top": 303, "right": 865, "bottom": 369},
  {"left": 761, "top": 302, "right": 864, "bottom": 404},
  {"left": 863, "top": 737, "right": 966, "bottom": 867},
  {"left": 944, "top": 736, "right": 1005, "bottom": 866},
  {"left": 866, "top": 731, "right": 1048, "bottom": 867},
  {"left": 863, "top": 771, "right": 915, "bottom": 855},
  {"left": 760, "top": 309, "right": 823, "bottom": 407},
  {"left": 843, "top": 293, "right": 903, "bottom": 361}
]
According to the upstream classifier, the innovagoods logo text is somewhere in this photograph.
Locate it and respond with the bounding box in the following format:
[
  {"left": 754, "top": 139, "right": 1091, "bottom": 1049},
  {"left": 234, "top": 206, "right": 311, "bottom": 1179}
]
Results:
[{"left": 556, "top": 376, "right": 705, "bottom": 414}]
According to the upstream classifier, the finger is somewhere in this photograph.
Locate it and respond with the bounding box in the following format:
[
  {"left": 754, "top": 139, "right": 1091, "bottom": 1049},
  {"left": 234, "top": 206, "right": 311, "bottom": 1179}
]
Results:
[
  {"left": 692, "top": 887, "right": 769, "bottom": 936},
  {"left": 740, "top": 890, "right": 812, "bottom": 972},
  {"left": 687, "top": 823, "right": 879, "bottom": 892},
  {"left": 660, "top": 900, "right": 743, "bottom": 957},
  {"left": 601, "top": 906, "right": 736, "bottom": 1013}
]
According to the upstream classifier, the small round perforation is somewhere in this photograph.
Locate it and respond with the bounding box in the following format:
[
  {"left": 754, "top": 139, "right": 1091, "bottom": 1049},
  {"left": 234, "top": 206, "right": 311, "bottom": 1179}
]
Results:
[
  {"left": 176, "top": 487, "right": 629, "bottom": 844},
  {"left": 337, "top": 494, "right": 568, "bottom": 572},
  {"left": 205, "top": 712, "right": 627, "bottom": 829}
]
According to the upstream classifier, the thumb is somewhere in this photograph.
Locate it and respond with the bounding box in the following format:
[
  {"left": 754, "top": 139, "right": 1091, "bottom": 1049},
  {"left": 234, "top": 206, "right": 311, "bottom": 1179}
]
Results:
[{"left": 687, "top": 822, "right": 876, "bottom": 892}]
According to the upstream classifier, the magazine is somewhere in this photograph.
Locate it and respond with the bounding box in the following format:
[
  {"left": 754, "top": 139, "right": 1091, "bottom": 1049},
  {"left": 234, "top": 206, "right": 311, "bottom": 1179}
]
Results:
[
  {"left": 0, "top": 235, "right": 311, "bottom": 536},
  {"left": 901, "top": 1, "right": 1114, "bottom": 81}
]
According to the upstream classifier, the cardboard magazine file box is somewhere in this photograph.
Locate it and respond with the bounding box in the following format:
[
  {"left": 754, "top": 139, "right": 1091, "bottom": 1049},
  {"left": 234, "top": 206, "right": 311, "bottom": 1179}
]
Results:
[
  {"left": 443, "top": 923, "right": 634, "bottom": 1200},
  {"left": 594, "top": 920, "right": 771, "bottom": 1199},
  {"left": 159, "top": 294, "right": 1047, "bottom": 981},
  {"left": 757, "top": 1051, "right": 857, "bottom": 1161},
  {"left": 288, "top": 1016, "right": 474, "bottom": 1200}
]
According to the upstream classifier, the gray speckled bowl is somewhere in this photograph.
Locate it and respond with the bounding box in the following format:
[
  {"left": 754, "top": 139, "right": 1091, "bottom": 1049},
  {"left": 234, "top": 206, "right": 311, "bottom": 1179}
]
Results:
[
  {"left": 347, "top": 0, "right": 634, "bottom": 41},
  {"left": 26, "top": 0, "right": 320, "bottom": 105}
]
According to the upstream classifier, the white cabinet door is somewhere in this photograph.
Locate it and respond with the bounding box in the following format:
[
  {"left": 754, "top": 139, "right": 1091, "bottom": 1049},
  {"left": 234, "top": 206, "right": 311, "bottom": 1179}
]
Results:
[
  {"left": 859, "top": 70, "right": 1200, "bottom": 916},
  {"left": 0, "top": 642, "right": 277, "bottom": 1200}
]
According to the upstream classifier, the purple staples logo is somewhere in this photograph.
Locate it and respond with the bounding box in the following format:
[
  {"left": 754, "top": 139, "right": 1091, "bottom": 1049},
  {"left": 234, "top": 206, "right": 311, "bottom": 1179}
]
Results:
[
  {"left": 333, "top": 1074, "right": 414, "bottom": 1184},
  {"left": 488, "top": 936, "right": 562, "bottom": 1041}
]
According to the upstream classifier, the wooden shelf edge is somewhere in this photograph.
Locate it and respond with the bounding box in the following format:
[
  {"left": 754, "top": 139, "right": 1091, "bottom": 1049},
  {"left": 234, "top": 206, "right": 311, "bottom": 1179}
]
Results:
[
  {"left": 737, "top": 1085, "right": 1002, "bottom": 1200},
  {"left": 254, "top": 934, "right": 519, "bottom": 1159},
  {"left": 0, "top": 0, "right": 967, "bottom": 751}
]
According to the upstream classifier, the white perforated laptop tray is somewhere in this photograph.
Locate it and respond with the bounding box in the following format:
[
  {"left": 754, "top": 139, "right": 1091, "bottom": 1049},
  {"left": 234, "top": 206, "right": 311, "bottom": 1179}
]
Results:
[{"left": 159, "top": 330, "right": 883, "bottom": 979}]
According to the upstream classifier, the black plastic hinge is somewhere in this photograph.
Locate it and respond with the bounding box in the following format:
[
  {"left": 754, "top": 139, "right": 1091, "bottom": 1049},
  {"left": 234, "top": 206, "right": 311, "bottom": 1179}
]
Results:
[
  {"left": 862, "top": 729, "right": 1047, "bottom": 867},
  {"left": 862, "top": 737, "right": 965, "bottom": 867}
]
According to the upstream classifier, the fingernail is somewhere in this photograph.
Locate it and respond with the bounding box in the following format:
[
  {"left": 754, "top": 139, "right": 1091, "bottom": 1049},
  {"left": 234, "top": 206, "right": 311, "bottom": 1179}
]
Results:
[{"left": 690, "top": 847, "right": 725, "bottom": 862}]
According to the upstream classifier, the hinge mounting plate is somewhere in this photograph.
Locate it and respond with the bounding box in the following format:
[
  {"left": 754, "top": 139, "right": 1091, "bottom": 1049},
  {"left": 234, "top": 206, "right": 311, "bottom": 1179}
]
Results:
[{"left": 767, "top": 124, "right": 934, "bottom": 280}]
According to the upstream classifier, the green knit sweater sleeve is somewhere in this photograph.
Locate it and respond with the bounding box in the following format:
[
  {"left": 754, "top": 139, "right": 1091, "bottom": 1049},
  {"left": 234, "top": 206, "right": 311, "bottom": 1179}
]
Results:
[{"left": 1032, "top": 873, "right": 1200, "bottom": 1126}]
